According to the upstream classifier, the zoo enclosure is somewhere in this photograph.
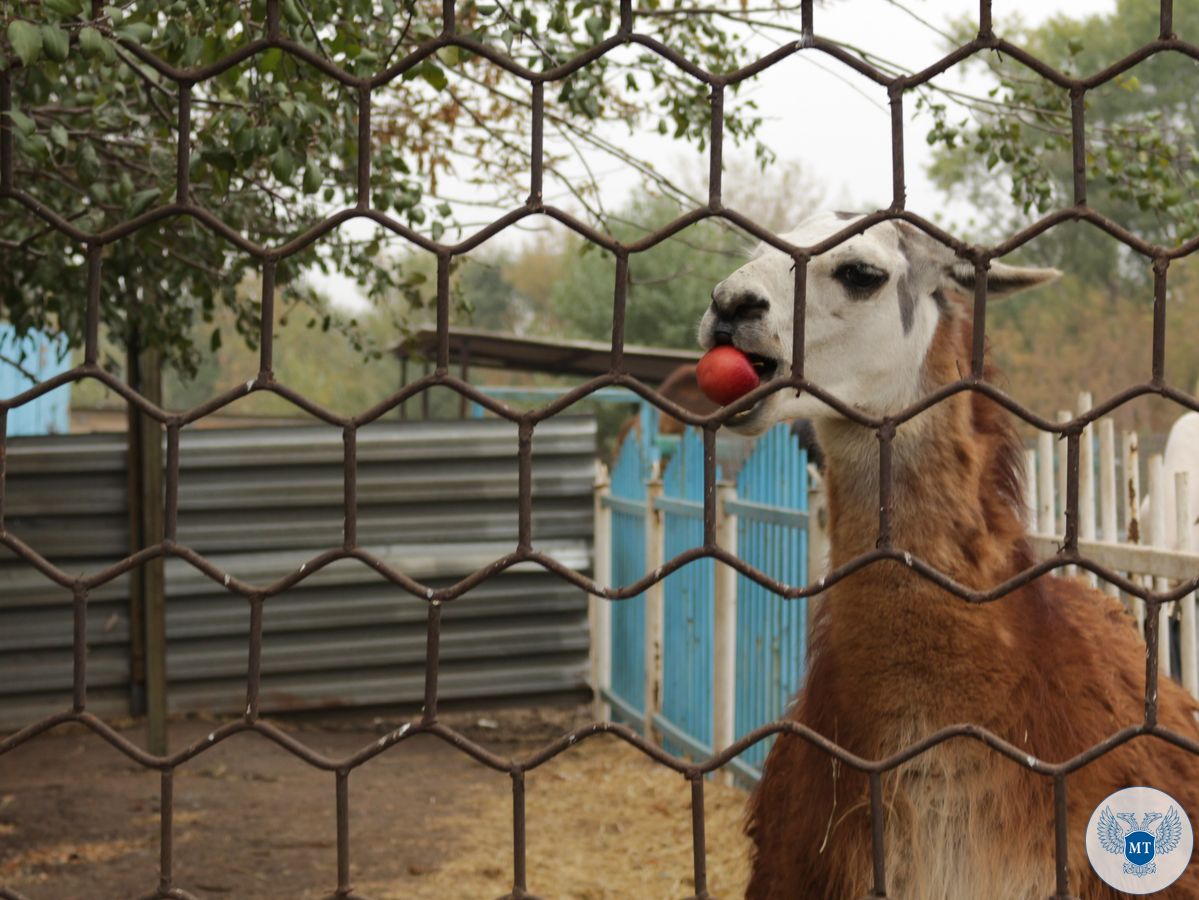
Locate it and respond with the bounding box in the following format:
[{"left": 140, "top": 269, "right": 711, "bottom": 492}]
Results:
[
  {"left": 0, "top": 418, "right": 596, "bottom": 733},
  {"left": 0, "top": 2, "right": 1197, "bottom": 900}
]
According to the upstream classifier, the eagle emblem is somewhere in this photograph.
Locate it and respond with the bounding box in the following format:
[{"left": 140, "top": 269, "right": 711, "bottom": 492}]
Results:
[{"left": 1097, "top": 805, "right": 1184, "bottom": 877}]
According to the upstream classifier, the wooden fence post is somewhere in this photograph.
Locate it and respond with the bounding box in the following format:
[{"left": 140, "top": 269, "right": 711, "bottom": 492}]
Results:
[
  {"left": 1057, "top": 410, "right": 1072, "bottom": 576},
  {"left": 1097, "top": 418, "right": 1120, "bottom": 599},
  {"left": 128, "top": 331, "right": 167, "bottom": 756},
  {"left": 1078, "top": 393, "right": 1097, "bottom": 589},
  {"left": 1122, "top": 430, "right": 1145, "bottom": 631},
  {"left": 1148, "top": 454, "right": 1172, "bottom": 679},
  {"left": 1024, "top": 449, "right": 1038, "bottom": 531},
  {"left": 713, "top": 481, "right": 737, "bottom": 785},
  {"left": 1037, "top": 430, "right": 1055, "bottom": 536},
  {"left": 644, "top": 468, "right": 664, "bottom": 741},
  {"left": 591, "top": 461, "right": 612, "bottom": 721},
  {"left": 1176, "top": 472, "right": 1197, "bottom": 697}
]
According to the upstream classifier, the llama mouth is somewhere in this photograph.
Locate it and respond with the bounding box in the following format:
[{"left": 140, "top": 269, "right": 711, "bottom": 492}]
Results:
[{"left": 744, "top": 352, "right": 779, "bottom": 382}]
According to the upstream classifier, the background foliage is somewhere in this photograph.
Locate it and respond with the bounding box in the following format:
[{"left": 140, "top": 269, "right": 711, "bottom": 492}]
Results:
[{"left": 4, "top": 0, "right": 1198, "bottom": 435}]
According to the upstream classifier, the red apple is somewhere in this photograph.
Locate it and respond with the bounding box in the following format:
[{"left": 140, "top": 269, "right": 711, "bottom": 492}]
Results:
[{"left": 696, "top": 345, "right": 760, "bottom": 406}]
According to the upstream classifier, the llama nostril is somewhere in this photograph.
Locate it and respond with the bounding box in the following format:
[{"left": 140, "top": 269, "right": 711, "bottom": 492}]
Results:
[{"left": 716, "top": 290, "right": 770, "bottom": 322}]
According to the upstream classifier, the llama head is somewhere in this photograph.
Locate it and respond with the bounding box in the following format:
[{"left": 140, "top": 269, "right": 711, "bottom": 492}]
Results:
[{"left": 696, "top": 211, "right": 1060, "bottom": 435}]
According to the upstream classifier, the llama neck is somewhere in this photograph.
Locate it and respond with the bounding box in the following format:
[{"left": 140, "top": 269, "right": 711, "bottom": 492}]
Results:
[
  {"left": 804, "top": 318, "right": 1038, "bottom": 744},
  {"left": 808, "top": 401, "right": 1034, "bottom": 748},
  {"left": 815, "top": 394, "right": 1031, "bottom": 590},
  {"left": 814, "top": 314, "right": 1031, "bottom": 591}
]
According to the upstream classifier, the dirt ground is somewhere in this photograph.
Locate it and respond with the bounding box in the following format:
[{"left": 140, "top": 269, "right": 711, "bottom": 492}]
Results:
[{"left": 0, "top": 707, "right": 751, "bottom": 899}]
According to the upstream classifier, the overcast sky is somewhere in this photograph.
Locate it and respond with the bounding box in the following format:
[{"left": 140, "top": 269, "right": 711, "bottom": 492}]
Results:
[
  {"left": 581, "top": 0, "right": 1120, "bottom": 228},
  {"left": 314, "top": 0, "right": 1119, "bottom": 307}
]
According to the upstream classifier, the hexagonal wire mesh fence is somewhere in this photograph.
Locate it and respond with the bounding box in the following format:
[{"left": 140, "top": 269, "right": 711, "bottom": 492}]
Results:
[{"left": 1, "top": 1, "right": 1199, "bottom": 898}]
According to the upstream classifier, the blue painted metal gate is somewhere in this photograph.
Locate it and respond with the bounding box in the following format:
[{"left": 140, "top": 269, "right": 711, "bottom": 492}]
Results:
[
  {"left": 604, "top": 406, "right": 657, "bottom": 722},
  {"left": 658, "top": 428, "right": 715, "bottom": 755},
  {"left": 733, "top": 426, "right": 809, "bottom": 772},
  {"left": 602, "top": 421, "right": 812, "bottom": 780}
]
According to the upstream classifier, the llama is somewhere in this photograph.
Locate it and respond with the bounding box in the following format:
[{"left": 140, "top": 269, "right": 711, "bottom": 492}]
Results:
[
  {"left": 697, "top": 211, "right": 1199, "bottom": 899},
  {"left": 1141, "top": 410, "right": 1199, "bottom": 551}
]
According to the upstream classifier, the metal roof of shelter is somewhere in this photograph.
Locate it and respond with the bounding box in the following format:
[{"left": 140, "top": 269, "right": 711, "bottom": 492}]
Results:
[{"left": 394, "top": 327, "right": 700, "bottom": 384}]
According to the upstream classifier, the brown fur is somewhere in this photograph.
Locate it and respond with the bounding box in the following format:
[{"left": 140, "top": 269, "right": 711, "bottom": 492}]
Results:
[{"left": 746, "top": 300, "right": 1199, "bottom": 898}]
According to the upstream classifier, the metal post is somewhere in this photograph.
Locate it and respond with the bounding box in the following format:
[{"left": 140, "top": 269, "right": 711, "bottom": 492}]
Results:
[
  {"left": 140, "top": 344, "right": 168, "bottom": 755},
  {"left": 125, "top": 340, "right": 147, "bottom": 717},
  {"left": 713, "top": 481, "right": 737, "bottom": 785},
  {"left": 644, "top": 466, "right": 664, "bottom": 740},
  {"left": 591, "top": 461, "right": 612, "bottom": 721}
]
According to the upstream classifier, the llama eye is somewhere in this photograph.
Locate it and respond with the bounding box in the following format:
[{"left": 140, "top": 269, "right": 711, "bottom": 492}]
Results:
[{"left": 834, "top": 262, "right": 888, "bottom": 293}]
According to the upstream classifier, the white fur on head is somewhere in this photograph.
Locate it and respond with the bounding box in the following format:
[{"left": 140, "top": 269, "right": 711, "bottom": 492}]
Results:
[{"left": 697, "top": 212, "right": 1060, "bottom": 434}]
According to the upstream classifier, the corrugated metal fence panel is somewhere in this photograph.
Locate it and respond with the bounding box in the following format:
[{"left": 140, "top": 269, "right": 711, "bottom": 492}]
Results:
[
  {"left": 659, "top": 429, "right": 715, "bottom": 757},
  {"left": 607, "top": 429, "right": 647, "bottom": 719},
  {"left": 0, "top": 416, "right": 596, "bottom": 730},
  {"left": 734, "top": 425, "right": 809, "bottom": 773},
  {"left": 0, "top": 326, "right": 72, "bottom": 436}
]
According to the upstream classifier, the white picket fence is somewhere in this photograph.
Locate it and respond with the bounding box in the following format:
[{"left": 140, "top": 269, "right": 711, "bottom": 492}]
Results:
[{"left": 1023, "top": 392, "right": 1199, "bottom": 699}]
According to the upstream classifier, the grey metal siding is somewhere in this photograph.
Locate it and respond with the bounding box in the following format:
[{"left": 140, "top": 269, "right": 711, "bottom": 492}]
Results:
[{"left": 0, "top": 417, "right": 596, "bottom": 729}]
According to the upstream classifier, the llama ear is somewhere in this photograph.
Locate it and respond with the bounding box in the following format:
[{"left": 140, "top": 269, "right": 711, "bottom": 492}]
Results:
[{"left": 947, "top": 260, "right": 1061, "bottom": 298}]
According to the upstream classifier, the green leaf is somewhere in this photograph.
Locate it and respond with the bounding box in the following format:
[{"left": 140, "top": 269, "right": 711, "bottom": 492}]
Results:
[
  {"left": 420, "top": 61, "right": 448, "bottom": 91},
  {"left": 260, "top": 47, "right": 283, "bottom": 72},
  {"left": 302, "top": 162, "right": 322, "bottom": 194},
  {"left": 45, "top": 0, "right": 84, "bottom": 15},
  {"left": 181, "top": 34, "right": 203, "bottom": 66},
  {"left": 7, "top": 109, "right": 36, "bottom": 136},
  {"left": 116, "top": 23, "right": 154, "bottom": 44},
  {"left": 49, "top": 123, "right": 69, "bottom": 148},
  {"left": 271, "top": 147, "right": 295, "bottom": 183},
  {"left": 584, "top": 15, "right": 606, "bottom": 41},
  {"left": 7, "top": 20, "right": 43, "bottom": 67},
  {"left": 78, "top": 26, "right": 104, "bottom": 58},
  {"left": 282, "top": 0, "right": 305, "bottom": 26},
  {"left": 210, "top": 328, "right": 222, "bottom": 352},
  {"left": 78, "top": 143, "right": 100, "bottom": 179},
  {"left": 129, "top": 187, "right": 161, "bottom": 216},
  {"left": 40, "top": 24, "right": 70, "bottom": 62}
]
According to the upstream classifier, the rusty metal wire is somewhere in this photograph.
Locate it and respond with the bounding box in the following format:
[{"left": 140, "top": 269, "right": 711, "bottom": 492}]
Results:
[{"left": 1, "top": 1, "right": 1198, "bottom": 898}]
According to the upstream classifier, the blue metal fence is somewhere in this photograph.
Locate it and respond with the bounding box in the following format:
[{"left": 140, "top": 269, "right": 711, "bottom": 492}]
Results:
[
  {"left": 604, "top": 406, "right": 658, "bottom": 722},
  {"left": 658, "top": 428, "right": 716, "bottom": 755},
  {"left": 0, "top": 326, "right": 72, "bottom": 436},
  {"left": 733, "top": 427, "right": 809, "bottom": 772},
  {"left": 602, "top": 422, "right": 812, "bottom": 781}
]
